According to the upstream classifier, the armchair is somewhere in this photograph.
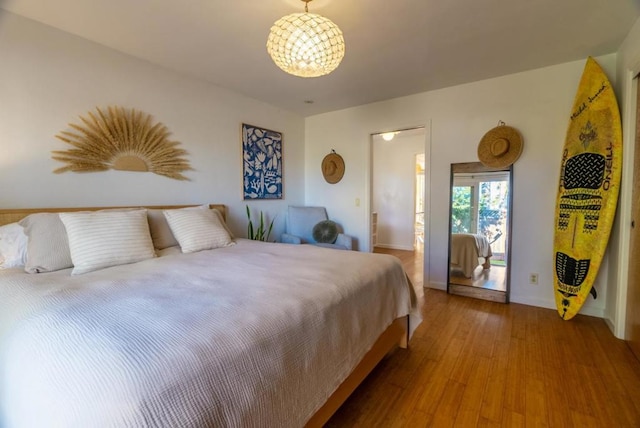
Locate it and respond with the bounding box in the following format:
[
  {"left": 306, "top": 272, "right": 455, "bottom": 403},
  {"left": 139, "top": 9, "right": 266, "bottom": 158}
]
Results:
[{"left": 281, "top": 206, "right": 354, "bottom": 250}]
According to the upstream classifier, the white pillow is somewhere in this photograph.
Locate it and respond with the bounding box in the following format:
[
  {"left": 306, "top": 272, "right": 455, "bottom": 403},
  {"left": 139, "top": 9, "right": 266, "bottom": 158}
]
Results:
[
  {"left": 59, "top": 209, "right": 156, "bottom": 275},
  {"left": 19, "top": 213, "right": 73, "bottom": 273},
  {"left": 147, "top": 209, "right": 180, "bottom": 250},
  {"left": 0, "top": 223, "right": 28, "bottom": 268},
  {"left": 163, "top": 206, "right": 234, "bottom": 253}
]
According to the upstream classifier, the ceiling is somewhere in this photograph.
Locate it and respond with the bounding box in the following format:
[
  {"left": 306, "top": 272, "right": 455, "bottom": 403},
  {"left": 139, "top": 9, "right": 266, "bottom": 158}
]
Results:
[{"left": 2, "top": 0, "right": 639, "bottom": 117}]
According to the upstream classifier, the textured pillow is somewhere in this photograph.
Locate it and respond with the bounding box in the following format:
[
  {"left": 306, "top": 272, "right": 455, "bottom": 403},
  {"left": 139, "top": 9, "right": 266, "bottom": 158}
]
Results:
[
  {"left": 60, "top": 209, "right": 156, "bottom": 275},
  {"left": 312, "top": 220, "right": 339, "bottom": 244},
  {"left": 147, "top": 209, "right": 180, "bottom": 250},
  {"left": 148, "top": 207, "right": 232, "bottom": 250},
  {"left": 211, "top": 208, "right": 235, "bottom": 239},
  {"left": 19, "top": 213, "right": 73, "bottom": 273},
  {"left": 0, "top": 223, "right": 28, "bottom": 268},
  {"left": 163, "top": 206, "right": 234, "bottom": 253}
]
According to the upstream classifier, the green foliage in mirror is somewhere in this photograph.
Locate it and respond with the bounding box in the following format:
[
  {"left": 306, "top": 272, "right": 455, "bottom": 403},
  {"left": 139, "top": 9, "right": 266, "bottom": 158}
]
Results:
[{"left": 451, "top": 186, "right": 472, "bottom": 233}]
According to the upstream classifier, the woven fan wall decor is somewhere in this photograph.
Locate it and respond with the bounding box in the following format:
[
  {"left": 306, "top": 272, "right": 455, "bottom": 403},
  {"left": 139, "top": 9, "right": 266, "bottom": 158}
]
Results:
[{"left": 52, "top": 106, "right": 192, "bottom": 180}]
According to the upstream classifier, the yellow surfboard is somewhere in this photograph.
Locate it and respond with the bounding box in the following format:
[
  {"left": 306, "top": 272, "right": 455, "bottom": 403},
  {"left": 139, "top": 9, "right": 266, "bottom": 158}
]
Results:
[{"left": 553, "top": 57, "right": 622, "bottom": 320}]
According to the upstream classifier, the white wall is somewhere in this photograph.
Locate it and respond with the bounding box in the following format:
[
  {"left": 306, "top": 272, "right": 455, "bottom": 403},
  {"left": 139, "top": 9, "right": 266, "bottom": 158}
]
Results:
[
  {"left": 0, "top": 11, "right": 305, "bottom": 238},
  {"left": 372, "top": 132, "right": 424, "bottom": 251},
  {"left": 304, "top": 97, "right": 431, "bottom": 252},
  {"left": 305, "top": 54, "right": 618, "bottom": 319}
]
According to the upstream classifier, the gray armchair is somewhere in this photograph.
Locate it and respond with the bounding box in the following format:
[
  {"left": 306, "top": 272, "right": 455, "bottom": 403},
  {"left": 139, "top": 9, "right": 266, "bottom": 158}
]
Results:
[{"left": 281, "top": 206, "right": 354, "bottom": 250}]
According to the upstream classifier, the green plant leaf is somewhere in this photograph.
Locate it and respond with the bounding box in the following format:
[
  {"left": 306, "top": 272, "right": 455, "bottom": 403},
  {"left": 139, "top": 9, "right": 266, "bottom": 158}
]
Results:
[
  {"left": 246, "top": 205, "right": 276, "bottom": 241},
  {"left": 266, "top": 218, "right": 275, "bottom": 242}
]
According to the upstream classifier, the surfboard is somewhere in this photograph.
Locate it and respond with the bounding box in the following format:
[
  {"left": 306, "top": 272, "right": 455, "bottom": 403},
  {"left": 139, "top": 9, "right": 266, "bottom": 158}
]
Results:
[{"left": 553, "top": 57, "right": 622, "bottom": 320}]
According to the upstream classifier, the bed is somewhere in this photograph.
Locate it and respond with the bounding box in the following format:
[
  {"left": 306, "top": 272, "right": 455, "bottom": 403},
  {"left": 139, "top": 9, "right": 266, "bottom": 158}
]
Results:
[
  {"left": 450, "top": 233, "right": 492, "bottom": 278},
  {"left": 0, "top": 204, "right": 420, "bottom": 427}
]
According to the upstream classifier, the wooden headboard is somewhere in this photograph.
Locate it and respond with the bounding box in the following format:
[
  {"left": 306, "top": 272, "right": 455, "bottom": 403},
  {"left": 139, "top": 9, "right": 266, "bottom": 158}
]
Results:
[{"left": 0, "top": 204, "right": 226, "bottom": 226}]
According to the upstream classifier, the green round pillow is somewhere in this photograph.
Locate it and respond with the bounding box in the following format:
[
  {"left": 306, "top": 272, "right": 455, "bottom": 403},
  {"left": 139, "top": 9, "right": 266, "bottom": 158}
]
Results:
[{"left": 312, "top": 220, "right": 339, "bottom": 244}]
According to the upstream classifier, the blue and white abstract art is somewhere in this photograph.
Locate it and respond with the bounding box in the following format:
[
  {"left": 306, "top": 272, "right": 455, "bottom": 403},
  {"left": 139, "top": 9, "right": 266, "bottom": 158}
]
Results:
[{"left": 242, "top": 123, "right": 283, "bottom": 199}]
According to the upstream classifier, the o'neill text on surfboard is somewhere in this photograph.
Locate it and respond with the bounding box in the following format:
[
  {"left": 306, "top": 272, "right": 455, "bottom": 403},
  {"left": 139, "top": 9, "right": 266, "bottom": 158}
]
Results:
[{"left": 603, "top": 142, "right": 614, "bottom": 191}]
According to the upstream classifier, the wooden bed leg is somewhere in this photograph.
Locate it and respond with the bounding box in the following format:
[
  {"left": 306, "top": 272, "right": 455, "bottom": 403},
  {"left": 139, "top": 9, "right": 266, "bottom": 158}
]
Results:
[{"left": 398, "top": 316, "right": 409, "bottom": 349}]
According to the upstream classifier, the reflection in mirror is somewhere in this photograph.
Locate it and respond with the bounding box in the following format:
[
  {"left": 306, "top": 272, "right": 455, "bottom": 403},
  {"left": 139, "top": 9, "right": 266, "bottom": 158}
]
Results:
[{"left": 447, "top": 162, "right": 512, "bottom": 303}]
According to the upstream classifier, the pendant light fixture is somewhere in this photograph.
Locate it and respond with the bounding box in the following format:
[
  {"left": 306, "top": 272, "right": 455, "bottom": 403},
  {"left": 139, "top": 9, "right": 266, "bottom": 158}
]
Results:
[
  {"left": 381, "top": 132, "right": 396, "bottom": 141},
  {"left": 266, "top": 0, "right": 345, "bottom": 78}
]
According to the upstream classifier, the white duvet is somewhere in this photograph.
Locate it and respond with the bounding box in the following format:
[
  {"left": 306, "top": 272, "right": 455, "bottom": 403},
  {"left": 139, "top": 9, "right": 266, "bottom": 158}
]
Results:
[
  {"left": 0, "top": 240, "right": 420, "bottom": 428},
  {"left": 450, "top": 233, "right": 493, "bottom": 278}
]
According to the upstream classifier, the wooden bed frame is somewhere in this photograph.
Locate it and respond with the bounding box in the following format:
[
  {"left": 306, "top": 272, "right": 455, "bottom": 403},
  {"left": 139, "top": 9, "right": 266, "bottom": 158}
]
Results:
[
  {"left": 306, "top": 316, "right": 408, "bottom": 427},
  {"left": 0, "top": 203, "right": 409, "bottom": 426}
]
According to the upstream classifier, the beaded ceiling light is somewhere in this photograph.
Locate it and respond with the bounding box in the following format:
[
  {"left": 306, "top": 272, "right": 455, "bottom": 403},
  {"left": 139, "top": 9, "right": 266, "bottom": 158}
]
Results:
[{"left": 266, "top": 0, "right": 345, "bottom": 78}]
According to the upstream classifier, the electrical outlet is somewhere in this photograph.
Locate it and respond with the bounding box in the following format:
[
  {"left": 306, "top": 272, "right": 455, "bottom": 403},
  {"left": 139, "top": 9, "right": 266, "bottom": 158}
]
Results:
[{"left": 529, "top": 273, "right": 539, "bottom": 284}]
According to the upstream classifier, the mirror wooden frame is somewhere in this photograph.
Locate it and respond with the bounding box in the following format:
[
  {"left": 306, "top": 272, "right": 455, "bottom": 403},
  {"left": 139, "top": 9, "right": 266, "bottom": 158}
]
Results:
[{"left": 446, "top": 162, "right": 513, "bottom": 303}]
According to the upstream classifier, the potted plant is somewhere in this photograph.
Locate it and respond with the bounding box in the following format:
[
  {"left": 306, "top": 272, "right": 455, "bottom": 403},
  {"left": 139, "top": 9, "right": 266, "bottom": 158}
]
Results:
[{"left": 246, "top": 205, "right": 275, "bottom": 242}]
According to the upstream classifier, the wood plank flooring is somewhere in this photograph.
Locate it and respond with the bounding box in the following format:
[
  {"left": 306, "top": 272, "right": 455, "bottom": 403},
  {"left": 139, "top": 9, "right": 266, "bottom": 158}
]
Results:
[{"left": 326, "top": 249, "right": 640, "bottom": 427}]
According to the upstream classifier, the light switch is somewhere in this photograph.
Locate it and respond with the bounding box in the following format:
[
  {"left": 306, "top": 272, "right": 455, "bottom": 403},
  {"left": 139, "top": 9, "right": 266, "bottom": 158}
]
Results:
[{"left": 355, "top": 198, "right": 360, "bottom": 207}]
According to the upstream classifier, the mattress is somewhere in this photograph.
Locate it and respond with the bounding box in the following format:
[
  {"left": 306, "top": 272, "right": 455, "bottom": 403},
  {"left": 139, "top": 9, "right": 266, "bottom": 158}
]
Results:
[{"left": 0, "top": 239, "right": 420, "bottom": 427}]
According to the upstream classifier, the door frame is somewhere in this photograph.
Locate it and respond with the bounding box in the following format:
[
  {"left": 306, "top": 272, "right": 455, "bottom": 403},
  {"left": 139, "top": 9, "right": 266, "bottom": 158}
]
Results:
[
  {"left": 368, "top": 124, "right": 431, "bottom": 284},
  {"left": 624, "top": 75, "right": 640, "bottom": 356},
  {"left": 614, "top": 62, "right": 640, "bottom": 339}
]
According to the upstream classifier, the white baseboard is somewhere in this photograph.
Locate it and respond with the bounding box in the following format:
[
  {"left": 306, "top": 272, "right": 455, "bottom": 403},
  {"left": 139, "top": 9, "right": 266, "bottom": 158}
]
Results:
[
  {"left": 509, "top": 295, "right": 605, "bottom": 319},
  {"left": 421, "top": 285, "right": 607, "bottom": 320},
  {"left": 604, "top": 317, "right": 618, "bottom": 338},
  {"left": 426, "top": 281, "right": 446, "bottom": 291}
]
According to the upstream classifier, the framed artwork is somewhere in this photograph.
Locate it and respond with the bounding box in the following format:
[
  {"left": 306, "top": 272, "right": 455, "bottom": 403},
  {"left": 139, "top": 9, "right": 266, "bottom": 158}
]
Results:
[{"left": 242, "top": 123, "right": 283, "bottom": 199}]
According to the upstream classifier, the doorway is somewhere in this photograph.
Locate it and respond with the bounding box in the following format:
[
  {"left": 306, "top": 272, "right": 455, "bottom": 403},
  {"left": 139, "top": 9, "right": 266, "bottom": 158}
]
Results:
[{"left": 371, "top": 127, "right": 427, "bottom": 286}]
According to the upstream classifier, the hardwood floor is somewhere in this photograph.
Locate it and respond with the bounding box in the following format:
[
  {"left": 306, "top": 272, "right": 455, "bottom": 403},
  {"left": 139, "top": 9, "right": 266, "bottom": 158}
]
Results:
[
  {"left": 373, "top": 246, "right": 423, "bottom": 288},
  {"left": 326, "top": 249, "right": 640, "bottom": 427}
]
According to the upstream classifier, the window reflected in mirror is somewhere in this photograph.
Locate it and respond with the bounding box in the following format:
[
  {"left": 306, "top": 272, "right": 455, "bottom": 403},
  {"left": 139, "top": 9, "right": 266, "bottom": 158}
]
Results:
[{"left": 447, "top": 162, "right": 512, "bottom": 303}]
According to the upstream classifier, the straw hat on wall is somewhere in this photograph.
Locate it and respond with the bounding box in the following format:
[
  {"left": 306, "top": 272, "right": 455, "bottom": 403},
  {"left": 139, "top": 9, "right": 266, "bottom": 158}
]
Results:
[
  {"left": 477, "top": 123, "right": 524, "bottom": 168},
  {"left": 322, "top": 151, "right": 345, "bottom": 184}
]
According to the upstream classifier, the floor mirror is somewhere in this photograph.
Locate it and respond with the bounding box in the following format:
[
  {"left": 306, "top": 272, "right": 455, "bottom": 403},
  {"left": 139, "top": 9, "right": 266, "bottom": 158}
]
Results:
[{"left": 447, "top": 162, "right": 513, "bottom": 303}]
